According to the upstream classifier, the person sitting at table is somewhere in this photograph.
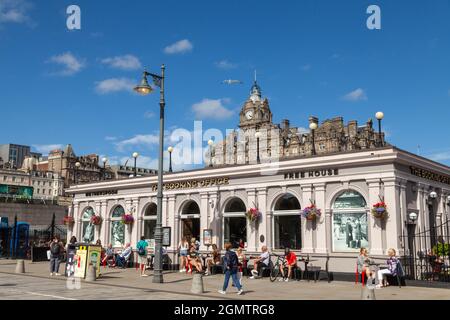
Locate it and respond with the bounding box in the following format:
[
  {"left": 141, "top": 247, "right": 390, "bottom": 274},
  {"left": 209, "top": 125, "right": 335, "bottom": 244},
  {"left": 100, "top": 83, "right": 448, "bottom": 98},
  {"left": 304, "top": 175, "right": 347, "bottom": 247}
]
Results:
[
  {"left": 115, "top": 243, "right": 132, "bottom": 268},
  {"left": 376, "top": 248, "right": 399, "bottom": 288},
  {"left": 204, "top": 244, "right": 221, "bottom": 276},
  {"left": 279, "top": 247, "right": 297, "bottom": 282},
  {"left": 187, "top": 246, "right": 203, "bottom": 273},
  {"left": 250, "top": 246, "right": 270, "bottom": 279},
  {"left": 357, "top": 247, "right": 376, "bottom": 285},
  {"left": 102, "top": 243, "right": 115, "bottom": 267}
]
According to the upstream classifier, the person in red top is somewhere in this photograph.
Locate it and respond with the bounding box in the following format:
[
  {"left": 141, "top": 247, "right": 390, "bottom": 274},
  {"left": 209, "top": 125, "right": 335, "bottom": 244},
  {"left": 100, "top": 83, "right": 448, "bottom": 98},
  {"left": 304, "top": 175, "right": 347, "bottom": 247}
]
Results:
[{"left": 279, "top": 247, "right": 297, "bottom": 282}]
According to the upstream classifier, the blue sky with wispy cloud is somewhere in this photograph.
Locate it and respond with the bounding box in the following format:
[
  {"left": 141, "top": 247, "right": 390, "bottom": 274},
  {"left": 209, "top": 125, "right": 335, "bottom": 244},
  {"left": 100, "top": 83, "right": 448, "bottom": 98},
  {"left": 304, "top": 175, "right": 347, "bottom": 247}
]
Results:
[{"left": 1, "top": 0, "right": 450, "bottom": 169}]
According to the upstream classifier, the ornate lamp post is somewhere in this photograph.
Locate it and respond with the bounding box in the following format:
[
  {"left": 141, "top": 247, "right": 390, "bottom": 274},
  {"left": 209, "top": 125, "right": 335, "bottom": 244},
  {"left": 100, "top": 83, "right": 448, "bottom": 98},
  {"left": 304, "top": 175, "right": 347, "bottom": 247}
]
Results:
[
  {"left": 208, "top": 140, "right": 214, "bottom": 167},
  {"left": 168, "top": 146, "right": 173, "bottom": 173},
  {"left": 375, "top": 111, "right": 384, "bottom": 147},
  {"left": 74, "top": 161, "right": 81, "bottom": 184},
  {"left": 255, "top": 131, "right": 261, "bottom": 164},
  {"left": 132, "top": 152, "right": 139, "bottom": 177},
  {"left": 134, "top": 65, "right": 165, "bottom": 284},
  {"left": 309, "top": 122, "right": 318, "bottom": 156}
]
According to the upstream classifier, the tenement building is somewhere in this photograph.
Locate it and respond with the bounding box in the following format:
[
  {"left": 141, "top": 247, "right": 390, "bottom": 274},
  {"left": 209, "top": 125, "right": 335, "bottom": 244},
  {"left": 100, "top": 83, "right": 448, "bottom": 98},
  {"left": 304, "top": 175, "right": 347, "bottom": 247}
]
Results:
[{"left": 66, "top": 81, "right": 450, "bottom": 274}]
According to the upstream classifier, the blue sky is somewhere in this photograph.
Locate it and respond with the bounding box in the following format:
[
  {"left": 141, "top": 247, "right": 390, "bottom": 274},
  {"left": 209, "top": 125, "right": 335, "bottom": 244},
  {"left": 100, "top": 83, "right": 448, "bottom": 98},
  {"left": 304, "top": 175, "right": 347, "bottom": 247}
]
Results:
[{"left": 1, "top": 0, "right": 450, "bottom": 169}]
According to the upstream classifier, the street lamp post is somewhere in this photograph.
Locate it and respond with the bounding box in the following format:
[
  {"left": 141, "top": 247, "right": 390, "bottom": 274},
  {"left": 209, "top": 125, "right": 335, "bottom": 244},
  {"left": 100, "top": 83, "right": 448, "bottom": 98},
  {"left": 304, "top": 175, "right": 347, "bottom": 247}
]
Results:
[
  {"left": 75, "top": 161, "right": 81, "bottom": 184},
  {"left": 134, "top": 65, "right": 165, "bottom": 284},
  {"left": 375, "top": 111, "right": 384, "bottom": 147},
  {"left": 309, "top": 122, "right": 318, "bottom": 156},
  {"left": 255, "top": 131, "right": 261, "bottom": 164},
  {"left": 168, "top": 147, "right": 173, "bottom": 173},
  {"left": 208, "top": 140, "right": 214, "bottom": 167},
  {"left": 132, "top": 152, "right": 139, "bottom": 177}
]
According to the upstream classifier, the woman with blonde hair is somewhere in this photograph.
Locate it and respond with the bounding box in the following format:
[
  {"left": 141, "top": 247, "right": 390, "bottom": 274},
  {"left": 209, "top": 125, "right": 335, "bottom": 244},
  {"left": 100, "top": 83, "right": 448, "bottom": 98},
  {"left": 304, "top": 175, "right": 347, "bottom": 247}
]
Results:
[
  {"left": 178, "top": 236, "right": 189, "bottom": 273},
  {"left": 376, "top": 248, "right": 399, "bottom": 288}
]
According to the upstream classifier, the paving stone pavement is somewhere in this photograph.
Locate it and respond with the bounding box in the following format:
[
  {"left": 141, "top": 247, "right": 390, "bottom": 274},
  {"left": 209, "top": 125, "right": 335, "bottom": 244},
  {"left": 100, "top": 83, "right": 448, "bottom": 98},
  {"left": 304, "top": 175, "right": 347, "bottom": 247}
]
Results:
[{"left": 0, "top": 260, "right": 449, "bottom": 300}]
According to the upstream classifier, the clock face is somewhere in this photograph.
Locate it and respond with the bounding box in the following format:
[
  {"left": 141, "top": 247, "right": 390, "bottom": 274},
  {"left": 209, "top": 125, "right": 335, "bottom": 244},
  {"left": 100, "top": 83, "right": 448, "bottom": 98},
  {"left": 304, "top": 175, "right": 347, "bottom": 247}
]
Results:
[{"left": 245, "top": 111, "right": 253, "bottom": 120}]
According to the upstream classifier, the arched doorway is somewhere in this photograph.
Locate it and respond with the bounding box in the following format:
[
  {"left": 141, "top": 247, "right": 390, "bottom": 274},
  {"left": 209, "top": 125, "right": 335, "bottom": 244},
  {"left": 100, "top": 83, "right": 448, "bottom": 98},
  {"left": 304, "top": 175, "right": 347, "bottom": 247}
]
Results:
[
  {"left": 111, "top": 206, "right": 125, "bottom": 248},
  {"left": 332, "top": 190, "right": 368, "bottom": 252},
  {"left": 81, "top": 207, "right": 95, "bottom": 243},
  {"left": 223, "top": 198, "right": 247, "bottom": 249},
  {"left": 143, "top": 203, "right": 157, "bottom": 240},
  {"left": 181, "top": 201, "right": 200, "bottom": 242},
  {"left": 273, "top": 193, "right": 301, "bottom": 250}
]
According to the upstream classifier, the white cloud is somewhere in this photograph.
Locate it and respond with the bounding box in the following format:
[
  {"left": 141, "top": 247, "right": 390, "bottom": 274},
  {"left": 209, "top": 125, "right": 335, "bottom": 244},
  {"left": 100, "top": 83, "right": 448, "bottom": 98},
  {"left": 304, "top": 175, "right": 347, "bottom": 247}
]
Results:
[
  {"left": 428, "top": 151, "right": 450, "bottom": 162},
  {"left": 48, "top": 52, "right": 85, "bottom": 76},
  {"left": 164, "top": 39, "right": 193, "bottom": 54},
  {"left": 192, "top": 98, "right": 234, "bottom": 120},
  {"left": 144, "top": 111, "right": 155, "bottom": 119},
  {"left": 32, "top": 144, "right": 63, "bottom": 155},
  {"left": 301, "top": 64, "right": 311, "bottom": 71},
  {"left": 95, "top": 78, "right": 135, "bottom": 94},
  {"left": 114, "top": 134, "right": 160, "bottom": 152},
  {"left": 215, "top": 60, "right": 237, "bottom": 69},
  {"left": 101, "top": 54, "right": 142, "bottom": 71},
  {"left": 0, "top": 0, "right": 32, "bottom": 24},
  {"left": 342, "top": 88, "right": 367, "bottom": 102}
]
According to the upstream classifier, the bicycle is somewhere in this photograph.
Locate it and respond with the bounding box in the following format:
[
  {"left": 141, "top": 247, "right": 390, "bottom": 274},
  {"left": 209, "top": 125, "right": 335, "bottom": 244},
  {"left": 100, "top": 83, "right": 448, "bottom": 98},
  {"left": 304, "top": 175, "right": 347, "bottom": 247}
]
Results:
[{"left": 269, "top": 254, "right": 288, "bottom": 282}]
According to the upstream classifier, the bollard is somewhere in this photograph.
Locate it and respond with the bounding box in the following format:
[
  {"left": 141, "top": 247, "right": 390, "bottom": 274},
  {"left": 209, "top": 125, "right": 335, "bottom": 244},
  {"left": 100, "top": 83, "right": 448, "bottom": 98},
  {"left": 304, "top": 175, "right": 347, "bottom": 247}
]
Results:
[
  {"left": 191, "top": 273, "right": 204, "bottom": 294},
  {"left": 361, "top": 284, "right": 376, "bottom": 300},
  {"left": 85, "top": 264, "right": 96, "bottom": 282},
  {"left": 15, "top": 260, "right": 25, "bottom": 274}
]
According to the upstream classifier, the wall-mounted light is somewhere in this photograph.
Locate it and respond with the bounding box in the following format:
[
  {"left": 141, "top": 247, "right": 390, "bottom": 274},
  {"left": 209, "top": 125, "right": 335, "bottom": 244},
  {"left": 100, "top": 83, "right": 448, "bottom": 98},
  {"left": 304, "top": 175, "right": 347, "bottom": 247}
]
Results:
[
  {"left": 429, "top": 191, "right": 438, "bottom": 199},
  {"left": 208, "top": 199, "right": 215, "bottom": 209}
]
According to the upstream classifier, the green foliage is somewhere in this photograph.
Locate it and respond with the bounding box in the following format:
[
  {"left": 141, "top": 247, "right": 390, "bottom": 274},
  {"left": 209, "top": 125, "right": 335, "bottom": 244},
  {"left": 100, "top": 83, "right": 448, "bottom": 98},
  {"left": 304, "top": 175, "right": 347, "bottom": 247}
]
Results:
[{"left": 433, "top": 243, "right": 450, "bottom": 257}]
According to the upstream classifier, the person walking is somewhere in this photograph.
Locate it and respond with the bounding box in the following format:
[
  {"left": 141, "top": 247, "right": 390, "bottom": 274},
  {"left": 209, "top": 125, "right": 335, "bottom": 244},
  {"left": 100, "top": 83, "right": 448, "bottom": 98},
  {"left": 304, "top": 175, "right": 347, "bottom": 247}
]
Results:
[
  {"left": 218, "top": 242, "right": 243, "bottom": 295},
  {"left": 48, "top": 236, "right": 64, "bottom": 276},
  {"left": 137, "top": 236, "right": 149, "bottom": 277}
]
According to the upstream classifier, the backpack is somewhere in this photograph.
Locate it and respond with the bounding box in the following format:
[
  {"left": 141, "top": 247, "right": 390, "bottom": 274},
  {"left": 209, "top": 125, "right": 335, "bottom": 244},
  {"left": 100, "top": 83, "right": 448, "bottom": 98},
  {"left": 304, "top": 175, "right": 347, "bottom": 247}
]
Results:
[
  {"left": 50, "top": 242, "right": 60, "bottom": 256},
  {"left": 137, "top": 242, "right": 146, "bottom": 256}
]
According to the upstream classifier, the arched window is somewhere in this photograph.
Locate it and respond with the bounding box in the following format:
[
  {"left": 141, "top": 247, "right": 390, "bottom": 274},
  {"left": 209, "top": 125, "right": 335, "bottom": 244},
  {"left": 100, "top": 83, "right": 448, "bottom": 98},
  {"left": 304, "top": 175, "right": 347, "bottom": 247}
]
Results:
[
  {"left": 111, "top": 206, "right": 125, "bottom": 247},
  {"left": 143, "top": 203, "right": 157, "bottom": 240},
  {"left": 180, "top": 201, "right": 200, "bottom": 243},
  {"left": 273, "top": 193, "right": 301, "bottom": 250},
  {"left": 223, "top": 198, "right": 247, "bottom": 249},
  {"left": 332, "top": 190, "right": 368, "bottom": 253},
  {"left": 81, "top": 207, "right": 95, "bottom": 243}
]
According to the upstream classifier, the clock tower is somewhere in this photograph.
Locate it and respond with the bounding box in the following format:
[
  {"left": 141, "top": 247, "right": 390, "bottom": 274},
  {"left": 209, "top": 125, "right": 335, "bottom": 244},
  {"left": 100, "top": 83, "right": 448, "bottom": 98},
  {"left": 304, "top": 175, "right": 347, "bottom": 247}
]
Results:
[{"left": 238, "top": 79, "right": 273, "bottom": 130}]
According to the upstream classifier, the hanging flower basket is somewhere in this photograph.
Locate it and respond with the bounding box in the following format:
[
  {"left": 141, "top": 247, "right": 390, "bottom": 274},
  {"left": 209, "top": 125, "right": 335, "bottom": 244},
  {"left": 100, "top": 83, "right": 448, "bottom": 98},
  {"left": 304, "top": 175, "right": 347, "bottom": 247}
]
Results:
[
  {"left": 121, "top": 214, "right": 135, "bottom": 225},
  {"left": 371, "top": 201, "right": 388, "bottom": 219},
  {"left": 301, "top": 201, "right": 322, "bottom": 221},
  {"left": 63, "top": 216, "right": 75, "bottom": 226},
  {"left": 246, "top": 208, "right": 262, "bottom": 223},
  {"left": 90, "top": 215, "right": 103, "bottom": 226}
]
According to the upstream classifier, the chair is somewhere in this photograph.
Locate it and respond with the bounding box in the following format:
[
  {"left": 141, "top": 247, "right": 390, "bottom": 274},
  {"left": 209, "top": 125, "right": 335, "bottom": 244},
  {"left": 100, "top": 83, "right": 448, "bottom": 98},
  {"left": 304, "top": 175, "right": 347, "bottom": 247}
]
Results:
[
  {"left": 259, "top": 258, "right": 273, "bottom": 278},
  {"left": 355, "top": 265, "right": 367, "bottom": 286},
  {"left": 211, "top": 257, "right": 224, "bottom": 275},
  {"left": 384, "top": 259, "right": 406, "bottom": 287}
]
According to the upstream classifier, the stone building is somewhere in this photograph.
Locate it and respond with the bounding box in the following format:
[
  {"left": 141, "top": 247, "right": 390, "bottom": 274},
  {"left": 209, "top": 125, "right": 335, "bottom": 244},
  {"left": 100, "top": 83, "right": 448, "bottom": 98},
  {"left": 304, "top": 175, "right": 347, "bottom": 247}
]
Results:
[{"left": 211, "top": 80, "right": 385, "bottom": 166}]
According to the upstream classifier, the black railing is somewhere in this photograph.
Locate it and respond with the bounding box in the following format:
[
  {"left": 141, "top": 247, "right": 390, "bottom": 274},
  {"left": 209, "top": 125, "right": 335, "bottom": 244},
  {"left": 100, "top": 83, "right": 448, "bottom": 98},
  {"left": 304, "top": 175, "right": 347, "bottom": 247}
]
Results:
[{"left": 400, "top": 219, "right": 450, "bottom": 282}]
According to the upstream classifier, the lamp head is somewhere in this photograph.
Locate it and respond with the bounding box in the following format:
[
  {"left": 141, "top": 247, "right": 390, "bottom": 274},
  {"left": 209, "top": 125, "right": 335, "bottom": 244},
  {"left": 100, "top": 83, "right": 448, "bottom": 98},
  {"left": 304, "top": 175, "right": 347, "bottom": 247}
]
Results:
[
  {"left": 208, "top": 140, "right": 214, "bottom": 146},
  {"left": 134, "top": 71, "right": 153, "bottom": 96},
  {"left": 168, "top": 146, "right": 174, "bottom": 153},
  {"left": 255, "top": 131, "right": 262, "bottom": 139},
  {"left": 132, "top": 152, "right": 139, "bottom": 159},
  {"left": 429, "top": 191, "right": 438, "bottom": 199},
  {"left": 309, "top": 122, "right": 318, "bottom": 131},
  {"left": 376, "top": 111, "right": 384, "bottom": 120},
  {"left": 75, "top": 162, "right": 81, "bottom": 168},
  {"left": 102, "top": 157, "right": 108, "bottom": 163},
  {"left": 408, "top": 212, "right": 418, "bottom": 222}
]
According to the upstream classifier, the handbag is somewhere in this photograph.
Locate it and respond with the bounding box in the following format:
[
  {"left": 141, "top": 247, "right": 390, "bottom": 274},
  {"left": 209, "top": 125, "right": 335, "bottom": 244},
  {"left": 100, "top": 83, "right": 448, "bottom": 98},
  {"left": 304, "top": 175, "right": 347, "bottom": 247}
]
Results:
[{"left": 46, "top": 250, "right": 51, "bottom": 260}]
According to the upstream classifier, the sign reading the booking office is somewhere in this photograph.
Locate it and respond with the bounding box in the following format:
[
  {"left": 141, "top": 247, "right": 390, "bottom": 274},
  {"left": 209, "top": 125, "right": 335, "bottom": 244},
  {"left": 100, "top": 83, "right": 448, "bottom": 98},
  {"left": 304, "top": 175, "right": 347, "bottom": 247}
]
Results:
[
  {"left": 410, "top": 166, "right": 450, "bottom": 185},
  {"left": 152, "top": 177, "right": 229, "bottom": 192},
  {"left": 284, "top": 168, "right": 339, "bottom": 180}
]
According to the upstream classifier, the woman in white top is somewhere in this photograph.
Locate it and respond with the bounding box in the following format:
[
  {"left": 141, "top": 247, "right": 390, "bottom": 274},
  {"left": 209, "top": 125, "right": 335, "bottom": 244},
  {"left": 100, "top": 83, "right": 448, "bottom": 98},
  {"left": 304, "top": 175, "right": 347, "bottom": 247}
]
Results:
[{"left": 178, "top": 236, "right": 189, "bottom": 272}]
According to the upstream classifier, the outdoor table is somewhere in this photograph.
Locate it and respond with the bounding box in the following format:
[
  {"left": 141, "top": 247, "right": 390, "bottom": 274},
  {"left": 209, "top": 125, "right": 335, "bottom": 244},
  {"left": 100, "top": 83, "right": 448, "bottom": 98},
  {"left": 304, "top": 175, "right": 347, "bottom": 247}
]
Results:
[{"left": 298, "top": 257, "right": 319, "bottom": 281}]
